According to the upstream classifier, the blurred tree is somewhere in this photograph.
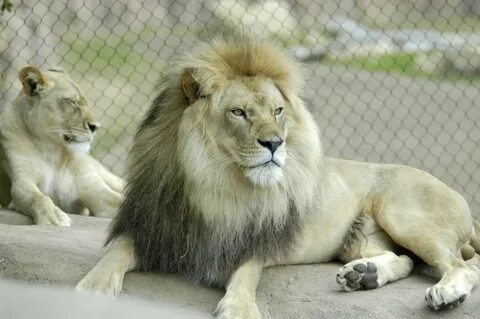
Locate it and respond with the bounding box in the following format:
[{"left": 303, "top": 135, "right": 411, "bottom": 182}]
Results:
[{"left": 1, "top": 0, "right": 12, "bottom": 15}]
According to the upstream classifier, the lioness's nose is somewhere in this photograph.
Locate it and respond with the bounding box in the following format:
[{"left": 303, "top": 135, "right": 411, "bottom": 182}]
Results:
[
  {"left": 257, "top": 139, "right": 284, "bottom": 154},
  {"left": 87, "top": 122, "right": 98, "bottom": 133}
]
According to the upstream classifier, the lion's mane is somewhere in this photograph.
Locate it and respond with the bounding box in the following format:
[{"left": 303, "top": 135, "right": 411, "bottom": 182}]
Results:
[{"left": 108, "top": 32, "right": 323, "bottom": 286}]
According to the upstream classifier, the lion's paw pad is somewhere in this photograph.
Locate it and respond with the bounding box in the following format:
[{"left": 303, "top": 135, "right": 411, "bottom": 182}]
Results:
[{"left": 337, "top": 261, "right": 378, "bottom": 291}]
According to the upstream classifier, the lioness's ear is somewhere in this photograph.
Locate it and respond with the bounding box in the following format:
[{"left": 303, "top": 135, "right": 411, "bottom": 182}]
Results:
[
  {"left": 181, "top": 69, "right": 201, "bottom": 104},
  {"left": 19, "top": 65, "right": 47, "bottom": 96}
]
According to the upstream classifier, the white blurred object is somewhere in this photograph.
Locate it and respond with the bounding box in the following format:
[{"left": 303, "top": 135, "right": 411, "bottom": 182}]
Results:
[
  {"left": 0, "top": 279, "right": 211, "bottom": 319},
  {"left": 210, "top": 0, "right": 298, "bottom": 37}
]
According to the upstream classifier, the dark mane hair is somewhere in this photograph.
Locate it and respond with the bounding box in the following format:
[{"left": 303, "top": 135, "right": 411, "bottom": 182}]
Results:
[{"left": 108, "top": 33, "right": 311, "bottom": 286}]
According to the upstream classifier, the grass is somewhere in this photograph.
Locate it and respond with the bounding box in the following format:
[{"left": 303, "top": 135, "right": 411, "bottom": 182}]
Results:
[
  {"left": 379, "top": 16, "right": 480, "bottom": 33},
  {"left": 326, "top": 52, "right": 480, "bottom": 84},
  {"left": 333, "top": 52, "right": 417, "bottom": 75},
  {"left": 62, "top": 35, "right": 141, "bottom": 70}
]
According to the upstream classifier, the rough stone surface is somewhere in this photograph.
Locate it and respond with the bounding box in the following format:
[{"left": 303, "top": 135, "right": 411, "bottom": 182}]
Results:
[{"left": 1, "top": 209, "right": 479, "bottom": 318}]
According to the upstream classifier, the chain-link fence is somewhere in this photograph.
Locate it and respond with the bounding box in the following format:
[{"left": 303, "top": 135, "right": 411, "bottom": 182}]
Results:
[{"left": 1, "top": 0, "right": 479, "bottom": 217}]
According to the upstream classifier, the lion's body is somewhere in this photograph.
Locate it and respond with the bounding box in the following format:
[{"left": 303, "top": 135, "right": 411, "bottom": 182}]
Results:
[
  {"left": 76, "top": 33, "right": 480, "bottom": 316},
  {"left": 0, "top": 66, "right": 124, "bottom": 226},
  {"left": 288, "top": 158, "right": 475, "bottom": 263},
  {"left": 106, "top": 67, "right": 316, "bottom": 285}
]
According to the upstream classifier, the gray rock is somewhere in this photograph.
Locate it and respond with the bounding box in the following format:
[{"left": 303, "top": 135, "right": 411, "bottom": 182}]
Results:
[{"left": 0, "top": 209, "right": 479, "bottom": 318}]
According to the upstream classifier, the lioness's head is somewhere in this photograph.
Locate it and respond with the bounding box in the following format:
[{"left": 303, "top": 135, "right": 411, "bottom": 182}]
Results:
[
  {"left": 17, "top": 65, "right": 99, "bottom": 153},
  {"left": 175, "top": 35, "right": 319, "bottom": 187}
]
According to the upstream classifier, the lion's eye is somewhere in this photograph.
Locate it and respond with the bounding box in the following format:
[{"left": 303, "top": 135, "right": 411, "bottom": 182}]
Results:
[
  {"left": 231, "top": 108, "right": 246, "bottom": 117},
  {"left": 274, "top": 107, "right": 284, "bottom": 116}
]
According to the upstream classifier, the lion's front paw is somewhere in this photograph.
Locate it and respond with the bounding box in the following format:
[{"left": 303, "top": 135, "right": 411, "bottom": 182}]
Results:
[
  {"left": 35, "top": 206, "right": 71, "bottom": 226},
  {"left": 214, "top": 295, "right": 261, "bottom": 319},
  {"left": 75, "top": 268, "right": 124, "bottom": 296},
  {"left": 337, "top": 260, "right": 379, "bottom": 291}
]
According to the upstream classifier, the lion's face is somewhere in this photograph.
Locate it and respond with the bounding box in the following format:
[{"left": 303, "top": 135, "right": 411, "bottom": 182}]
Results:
[
  {"left": 185, "top": 77, "right": 289, "bottom": 187},
  {"left": 177, "top": 38, "right": 316, "bottom": 190},
  {"left": 18, "top": 66, "right": 99, "bottom": 154}
]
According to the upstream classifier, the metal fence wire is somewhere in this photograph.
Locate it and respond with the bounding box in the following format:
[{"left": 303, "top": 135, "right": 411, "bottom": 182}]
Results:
[{"left": 1, "top": 0, "right": 479, "bottom": 218}]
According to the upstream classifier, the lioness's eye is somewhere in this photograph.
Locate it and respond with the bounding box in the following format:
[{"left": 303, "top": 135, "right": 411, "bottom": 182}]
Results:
[
  {"left": 63, "top": 97, "right": 77, "bottom": 106},
  {"left": 274, "top": 107, "right": 284, "bottom": 116},
  {"left": 231, "top": 108, "right": 246, "bottom": 117}
]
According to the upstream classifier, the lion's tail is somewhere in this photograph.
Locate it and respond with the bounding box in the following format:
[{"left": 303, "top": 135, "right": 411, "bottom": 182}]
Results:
[
  {"left": 471, "top": 220, "right": 480, "bottom": 254},
  {"left": 461, "top": 220, "right": 480, "bottom": 260}
]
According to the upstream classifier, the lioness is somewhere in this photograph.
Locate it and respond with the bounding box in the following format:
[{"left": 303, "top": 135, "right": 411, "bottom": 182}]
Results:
[
  {"left": 0, "top": 66, "right": 124, "bottom": 226},
  {"left": 76, "top": 34, "right": 480, "bottom": 317}
]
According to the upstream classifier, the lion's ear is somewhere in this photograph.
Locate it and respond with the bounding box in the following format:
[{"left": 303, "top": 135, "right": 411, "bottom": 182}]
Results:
[
  {"left": 181, "top": 69, "right": 201, "bottom": 104},
  {"left": 19, "top": 65, "right": 47, "bottom": 96}
]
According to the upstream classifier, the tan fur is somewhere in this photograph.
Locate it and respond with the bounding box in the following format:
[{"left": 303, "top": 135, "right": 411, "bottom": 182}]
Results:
[
  {"left": 176, "top": 34, "right": 320, "bottom": 230},
  {"left": 0, "top": 66, "right": 124, "bottom": 226},
  {"left": 75, "top": 34, "right": 480, "bottom": 317}
]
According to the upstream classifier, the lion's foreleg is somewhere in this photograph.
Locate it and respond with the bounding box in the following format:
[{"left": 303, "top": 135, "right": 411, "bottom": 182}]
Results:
[
  {"left": 214, "top": 259, "right": 263, "bottom": 319},
  {"left": 75, "top": 234, "right": 136, "bottom": 295}
]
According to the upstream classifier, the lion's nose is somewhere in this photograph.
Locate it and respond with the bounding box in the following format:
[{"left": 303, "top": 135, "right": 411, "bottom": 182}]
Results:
[{"left": 257, "top": 139, "right": 284, "bottom": 154}]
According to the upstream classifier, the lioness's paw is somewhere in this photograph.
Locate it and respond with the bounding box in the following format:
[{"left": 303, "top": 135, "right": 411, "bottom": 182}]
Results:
[
  {"left": 425, "top": 284, "right": 468, "bottom": 310},
  {"left": 214, "top": 295, "right": 261, "bottom": 319},
  {"left": 75, "top": 269, "right": 123, "bottom": 295},
  {"left": 337, "top": 260, "right": 378, "bottom": 291},
  {"left": 35, "top": 207, "right": 71, "bottom": 226}
]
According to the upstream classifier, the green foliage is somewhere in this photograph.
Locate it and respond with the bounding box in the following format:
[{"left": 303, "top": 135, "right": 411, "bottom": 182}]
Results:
[
  {"left": 328, "top": 52, "right": 480, "bottom": 83},
  {"left": 1, "top": 0, "right": 12, "bottom": 15},
  {"left": 336, "top": 53, "right": 417, "bottom": 75},
  {"left": 63, "top": 34, "right": 141, "bottom": 70}
]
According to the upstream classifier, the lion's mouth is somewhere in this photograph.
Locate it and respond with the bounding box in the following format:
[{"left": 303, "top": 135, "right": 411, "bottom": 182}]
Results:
[
  {"left": 243, "top": 158, "right": 284, "bottom": 186},
  {"left": 247, "top": 159, "right": 281, "bottom": 169}
]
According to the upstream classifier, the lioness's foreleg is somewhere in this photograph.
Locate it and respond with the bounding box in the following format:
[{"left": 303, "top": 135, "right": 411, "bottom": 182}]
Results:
[
  {"left": 0, "top": 168, "right": 12, "bottom": 207},
  {"left": 337, "top": 217, "right": 413, "bottom": 291},
  {"left": 10, "top": 180, "right": 71, "bottom": 226},
  {"left": 79, "top": 182, "right": 122, "bottom": 218},
  {"left": 91, "top": 159, "right": 124, "bottom": 194},
  {"left": 75, "top": 234, "right": 136, "bottom": 295},
  {"left": 215, "top": 259, "right": 263, "bottom": 319},
  {"left": 76, "top": 169, "right": 123, "bottom": 218}
]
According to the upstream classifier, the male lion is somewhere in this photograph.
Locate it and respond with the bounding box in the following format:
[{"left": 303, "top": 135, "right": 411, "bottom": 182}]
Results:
[
  {"left": 76, "top": 34, "right": 480, "bottom": 317},
  {"left": 0, "top": 66, "right": 124, "bottom": 226}
]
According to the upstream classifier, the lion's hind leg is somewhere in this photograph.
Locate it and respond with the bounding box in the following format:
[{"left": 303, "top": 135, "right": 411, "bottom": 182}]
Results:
[
  {"left": 423, "top": 224, "right": 480, "bottom": 310},
  {"left": 337, "top": 214, "right": 414, "bottom": 291},
  {"left": 424, "top": 256, "right": 480, "bottom": 310},
  {"left": 374, "top": 193, "right": 480, "bottom": 310}
]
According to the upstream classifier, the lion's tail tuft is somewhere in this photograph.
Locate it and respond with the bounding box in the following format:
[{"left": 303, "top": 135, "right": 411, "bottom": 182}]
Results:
[{"left": 471, "top": 220, "right": 480, "bottom": 254}]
